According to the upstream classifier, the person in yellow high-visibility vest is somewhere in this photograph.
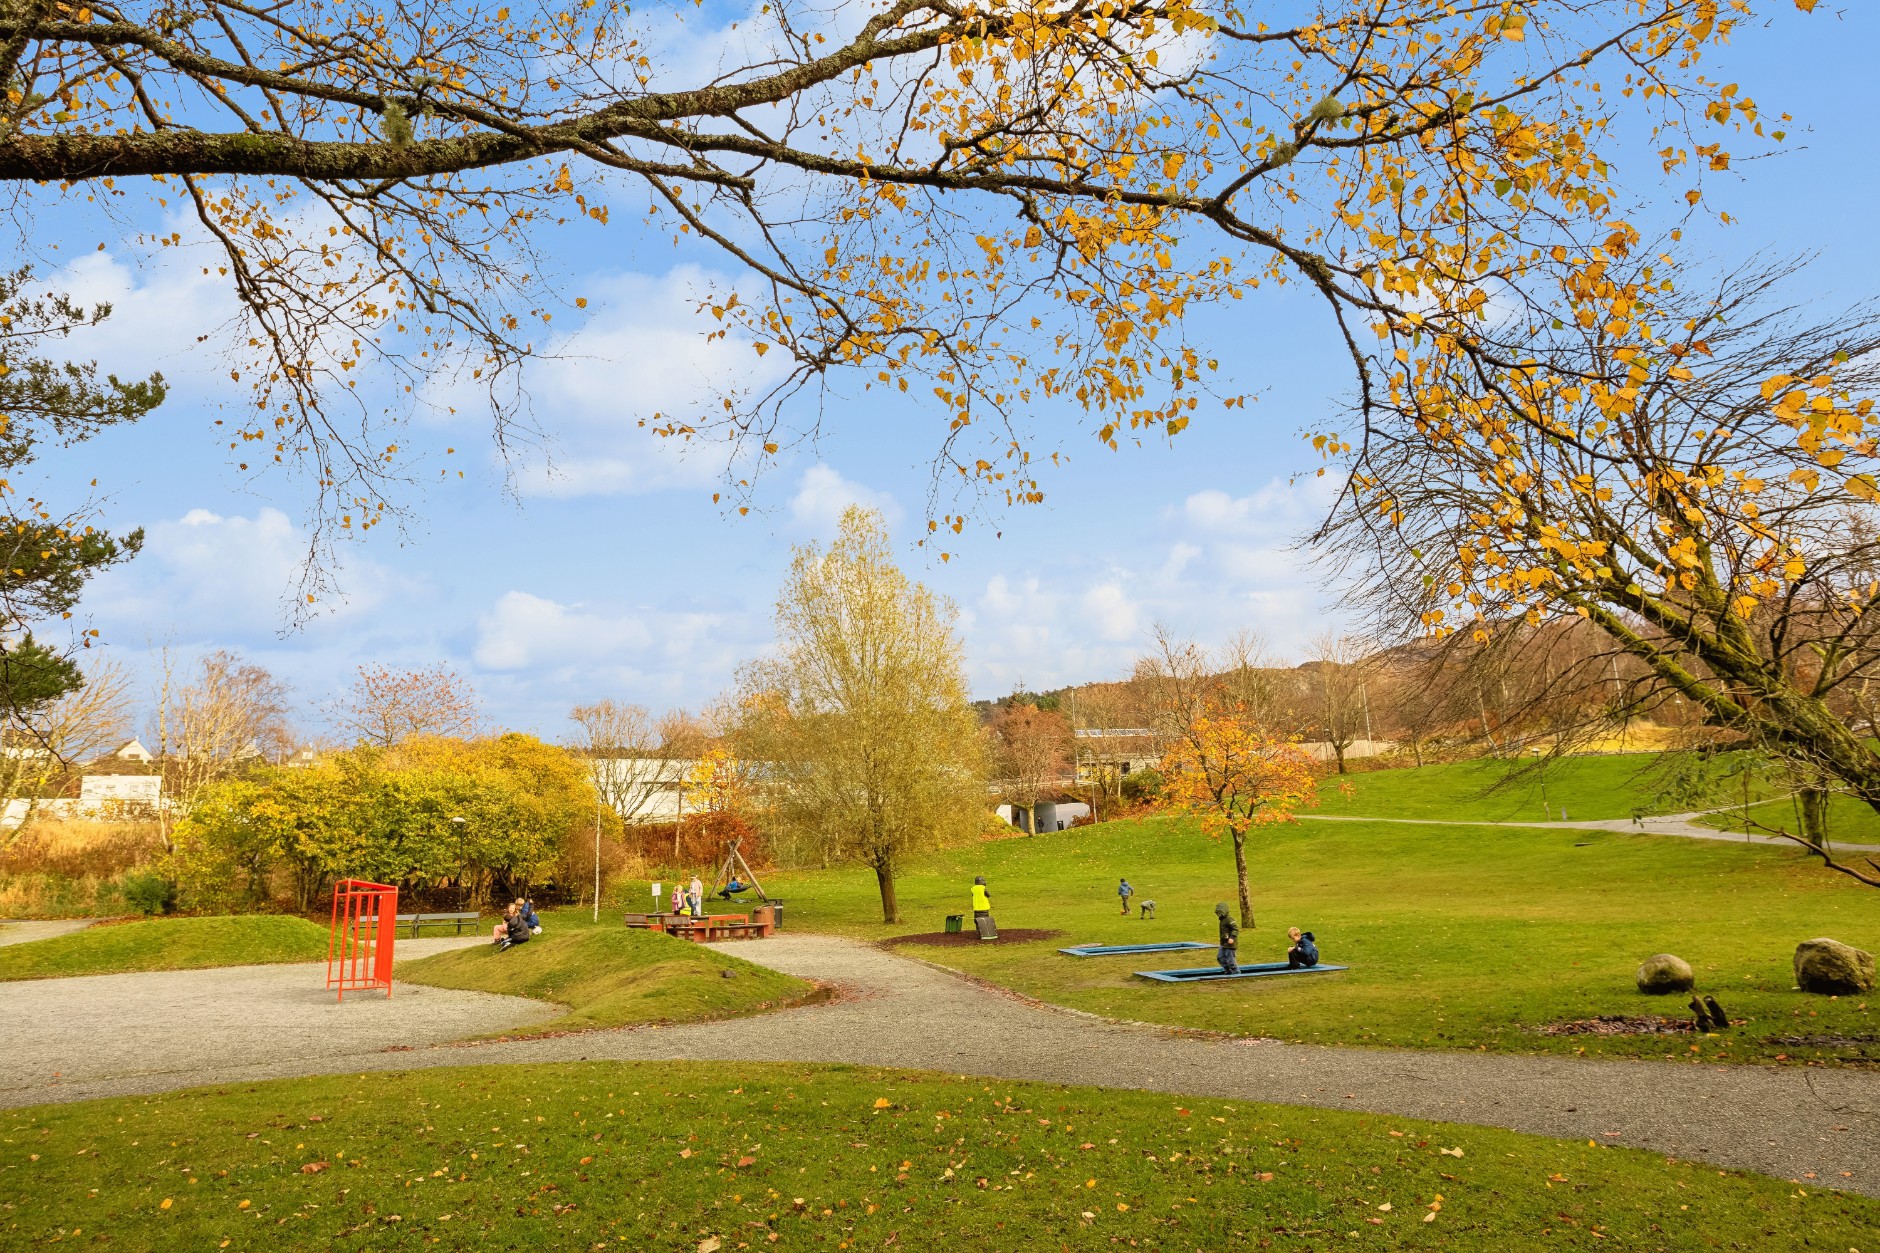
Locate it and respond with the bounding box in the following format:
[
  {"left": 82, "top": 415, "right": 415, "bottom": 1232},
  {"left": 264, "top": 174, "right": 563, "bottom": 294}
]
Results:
[{"left": 970, "top": 876, "right": 997, "bottom": 941}]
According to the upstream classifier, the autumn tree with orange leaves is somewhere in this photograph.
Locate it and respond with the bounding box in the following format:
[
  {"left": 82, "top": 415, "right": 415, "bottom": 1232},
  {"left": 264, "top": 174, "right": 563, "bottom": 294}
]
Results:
[
  {"left": 1161, "top": 714, "right": 1317, "bottom": 929},
  {"left": 0, "top": 0, "right": 1803, "bottom": 575},
  {"left": 329, "top": 663, "right": 482, "bottom": 747}
]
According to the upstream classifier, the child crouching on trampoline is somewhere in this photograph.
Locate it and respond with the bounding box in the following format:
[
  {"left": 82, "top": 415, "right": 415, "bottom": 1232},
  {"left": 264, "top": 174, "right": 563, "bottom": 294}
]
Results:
[{"left": 1286, "top": 927, "right": 1319, "bottom": 968}]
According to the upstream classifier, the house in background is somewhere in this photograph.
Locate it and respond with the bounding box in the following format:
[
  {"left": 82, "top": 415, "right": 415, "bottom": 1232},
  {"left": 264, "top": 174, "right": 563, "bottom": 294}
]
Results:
[{"left": 99, "top": 738, "right": 154, "bottom": 765}]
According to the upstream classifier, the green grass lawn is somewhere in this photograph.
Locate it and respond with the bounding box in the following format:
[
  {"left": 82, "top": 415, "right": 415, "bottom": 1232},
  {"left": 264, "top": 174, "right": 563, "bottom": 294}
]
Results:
[
  {"left": 1701, "top": 792, "right": 1880, "bottom": 846},
  {"left": 746, "top": 817, "right": 1878, "bottom": 1065},
  {"left": 395, "top": 922, "right": 814, "bottom": 1035},
  {"left": 1309, "top": 753, "right": 1783, "bottom": 823},
  {"left": 7, "top": 1061, "right": 1873, "bottom": 1251},
  {"left": 0, "top": 915, "right": 329, "bottom": 981}
]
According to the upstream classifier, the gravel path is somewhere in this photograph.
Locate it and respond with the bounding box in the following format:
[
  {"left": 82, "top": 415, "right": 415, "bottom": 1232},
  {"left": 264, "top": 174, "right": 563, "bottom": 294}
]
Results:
[
  {"left": 0, "top": 937, "right": 555, "bottom": 1098},
  {"left": 1299, "top": 811, "right": 1880, "bottom": 851},
  {"left": 0, "top": 919, "right": 95, "bottom": 947},
  {"left": 4, "top": 933, "right": 1875, "bottom": 1196}
]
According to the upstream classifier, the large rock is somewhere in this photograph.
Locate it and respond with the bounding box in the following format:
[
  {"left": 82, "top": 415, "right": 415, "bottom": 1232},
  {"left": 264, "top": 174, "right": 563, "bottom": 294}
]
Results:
[
  {"left": 1636, "top": 953, "right": 1694, "bottom": 995},
  {"left": 1793, "top": 938, "right": 1876, "bottom": 996}
]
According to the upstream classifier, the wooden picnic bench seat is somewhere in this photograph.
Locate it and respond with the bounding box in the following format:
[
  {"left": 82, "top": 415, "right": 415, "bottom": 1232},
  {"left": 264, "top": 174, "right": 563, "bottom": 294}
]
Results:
[{"left": 394, "top": 911, "right": 482, "bottom": 936}]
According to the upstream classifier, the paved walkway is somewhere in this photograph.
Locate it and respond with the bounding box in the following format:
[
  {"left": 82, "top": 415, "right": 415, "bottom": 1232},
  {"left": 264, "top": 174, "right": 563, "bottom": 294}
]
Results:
[
  {"left": 3, "top": 934, "right": 1874, "bottom": 1196},
  {"left": 0, "top": 919, "right": 94, "bottom": 947},
  {"left": 1298, "top": 811, "right": 1880, "bottom": 852}
]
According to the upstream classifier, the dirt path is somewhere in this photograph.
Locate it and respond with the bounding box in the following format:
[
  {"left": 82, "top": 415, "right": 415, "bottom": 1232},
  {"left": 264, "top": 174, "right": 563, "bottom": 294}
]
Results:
[
  {"left": 4, "top": 934, "right": 1874, "bottom": 1196},
  {"left": 1299, "top": 811, "right": 1880, "bottom": 851},
  {"left": 0, "top": 919, "right": 95, "bottom": 947}
]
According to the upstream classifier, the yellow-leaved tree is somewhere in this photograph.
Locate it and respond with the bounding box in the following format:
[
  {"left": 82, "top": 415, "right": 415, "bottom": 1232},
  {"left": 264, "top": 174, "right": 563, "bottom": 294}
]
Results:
[
  {"left": 736, "top": 506, "right": 986, "bottom": 923},
  {"left": 1161, "top": 713, "right": 1318, "bottom": 929}
]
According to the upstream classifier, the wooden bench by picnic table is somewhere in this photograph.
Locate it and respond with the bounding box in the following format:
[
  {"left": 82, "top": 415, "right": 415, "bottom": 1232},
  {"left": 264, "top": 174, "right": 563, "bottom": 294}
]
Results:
[{"left": 394, "top": 911, "right": 482, "bottom": 936}]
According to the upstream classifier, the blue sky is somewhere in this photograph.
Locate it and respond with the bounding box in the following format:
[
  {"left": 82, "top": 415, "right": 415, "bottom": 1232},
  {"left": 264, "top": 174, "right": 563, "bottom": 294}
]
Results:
[{"left": 18, "top": 1, "right": 1875, "bottom": 738}]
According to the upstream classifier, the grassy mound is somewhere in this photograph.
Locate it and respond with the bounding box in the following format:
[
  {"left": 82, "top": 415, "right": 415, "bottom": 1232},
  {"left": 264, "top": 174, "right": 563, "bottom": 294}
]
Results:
[
  {"left": 0, "top": 914, "right": 329, "bottom": 981},
  {"left": 395, "top": 925, "right": 812, "bottom": 1034},
  {"left": 760, "top": 814, "right": 1879, "bottom": 1064},
  {"left": 1306, "top": 753, "right": 1782, "bottom": 823},
  {"left": 6, "top": 1061, "right": 1873, "bottom": 1250}
]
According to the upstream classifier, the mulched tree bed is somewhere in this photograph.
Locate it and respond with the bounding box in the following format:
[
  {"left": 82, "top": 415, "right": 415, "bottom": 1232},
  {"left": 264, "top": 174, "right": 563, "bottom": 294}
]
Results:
[
  {"left": 1532, "top": 1015, "right": 1703, "bottom": 1037},
  {"left": 887, "top": 929, "right": 1065, "bottom": 947}
]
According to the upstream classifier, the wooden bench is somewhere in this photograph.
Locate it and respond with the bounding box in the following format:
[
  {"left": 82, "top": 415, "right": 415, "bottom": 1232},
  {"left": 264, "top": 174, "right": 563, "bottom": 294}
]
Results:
[{"left": 395, "top": 911, "right": 482, "bottom": 936}]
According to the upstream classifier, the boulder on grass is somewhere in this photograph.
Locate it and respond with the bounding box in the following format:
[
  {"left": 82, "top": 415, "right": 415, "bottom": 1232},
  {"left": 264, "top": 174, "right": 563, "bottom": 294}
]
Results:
[
  {"left": 1636, "top": 953, "right": 1694, "bottom": 995},
  {"left": 1793, "top": 938, "right": 1876, "bottom": 996}
]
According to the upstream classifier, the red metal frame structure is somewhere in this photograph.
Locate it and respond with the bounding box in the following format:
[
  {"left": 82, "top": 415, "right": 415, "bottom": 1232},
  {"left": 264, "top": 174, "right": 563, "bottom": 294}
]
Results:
[{"left": 327, "top": 879, "right": 397, "bottom": 1001}]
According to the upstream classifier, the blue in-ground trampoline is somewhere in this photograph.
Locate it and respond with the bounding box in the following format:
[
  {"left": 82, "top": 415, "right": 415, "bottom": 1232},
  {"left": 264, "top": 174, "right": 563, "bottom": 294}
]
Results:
[
  {"left": 1134, "top": 961, "right": 1348, "bottom": 983},
  {"left": 1057, "top": 941, "right": 1215, "bottom": 958}
]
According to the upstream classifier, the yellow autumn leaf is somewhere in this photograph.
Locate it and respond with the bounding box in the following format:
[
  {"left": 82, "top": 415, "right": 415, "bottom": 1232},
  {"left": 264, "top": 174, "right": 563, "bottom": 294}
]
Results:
[
  {"left": 873, "top": 1097, "right": 892, "bottom": 1108},
  {"left": 1845, "top": 474, "right": 1880, "bottom": 503}
]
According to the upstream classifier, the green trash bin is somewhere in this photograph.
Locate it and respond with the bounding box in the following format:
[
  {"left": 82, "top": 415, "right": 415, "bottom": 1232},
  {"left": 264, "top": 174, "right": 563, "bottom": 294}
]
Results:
[{"left": 945, "top": 914, "right": 964, "bottom": 934}]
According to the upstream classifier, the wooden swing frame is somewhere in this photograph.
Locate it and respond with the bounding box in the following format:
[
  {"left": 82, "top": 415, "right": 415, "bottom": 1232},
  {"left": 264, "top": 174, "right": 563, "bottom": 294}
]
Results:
[{"left": 710, "top": 838, "right": 769, "bottom": 902}]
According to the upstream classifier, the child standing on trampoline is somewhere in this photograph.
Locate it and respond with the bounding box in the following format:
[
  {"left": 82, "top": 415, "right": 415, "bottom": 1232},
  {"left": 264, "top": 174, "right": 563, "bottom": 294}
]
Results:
[{"left": 1213, "top": 902, "right": 1239, "bottom": 975}]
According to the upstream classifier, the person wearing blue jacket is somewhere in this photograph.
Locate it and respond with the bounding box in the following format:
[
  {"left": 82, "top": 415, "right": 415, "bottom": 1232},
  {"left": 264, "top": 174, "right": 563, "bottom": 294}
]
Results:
[
  {"left": 1286, "top": 927, "right": 1319, "bottom": 969},
  {"left": 1116, "top": 878, "right": 1133, "bottom": 916},
  {"left": 518, "top": 899, "right": 543, "bottom": 935}
]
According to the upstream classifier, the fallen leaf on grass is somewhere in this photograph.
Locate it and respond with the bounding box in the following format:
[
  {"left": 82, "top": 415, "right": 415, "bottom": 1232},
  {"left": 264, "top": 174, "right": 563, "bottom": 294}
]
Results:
[
  {"left": 1256, "top": 1173, "right": 1274, "bottom": 1183},
  {"left": 737, "top": 1157, "right": 756, "bottom": 1168},
  {"left": 679, "top": 1149, "right": 693, "bottom": 1159},
  {"left": 159, "top": 1199, "right": 172, "bottom": 1210},
  {"left": 873, "top": 1098, "right": 893, "bottom": 1109},
  {"left": 698, "top": 1238, "right": 721, "bottom": 1253},
  {"left": 1439, "top": 1147, "right": 1464, "bottom": 1157},
  {"left": 300, "top": 1162, "right": 329, "bottom": 1174},
  {"left": 1423, "top": 1212, "right": 1437, "bottom": 1223},
  {"left": 1378, "top": 1203, "right": 1392, "bottom": 1212}
]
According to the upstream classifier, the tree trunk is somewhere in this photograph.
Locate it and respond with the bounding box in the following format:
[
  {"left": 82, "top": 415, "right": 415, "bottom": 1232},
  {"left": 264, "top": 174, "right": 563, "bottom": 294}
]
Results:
[
  {"left": 1332, "top": 743, "right": 1348, "bottom": 775},
  {"left": 1411, "top": 735, "right": 1425, "bottom": 769},
  {"left": 1232, "top": 830, "right": 1254, "bottom": 929},
  {"left": 1798, "top": 788, "right": 1831, "bottom": 852},
  {"left": 873, "top": 856, "right": 899, "bottom": 924}
]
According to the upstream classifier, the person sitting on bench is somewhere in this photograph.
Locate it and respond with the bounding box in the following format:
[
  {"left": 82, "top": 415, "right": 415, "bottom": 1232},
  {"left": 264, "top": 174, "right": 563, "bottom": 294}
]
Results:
[
  {"left": 1214, "top": 902, "right": 1239, "bottom": 975},
  {"left": 1286, "top": 927, "right": 1319, "bottom": 969}
]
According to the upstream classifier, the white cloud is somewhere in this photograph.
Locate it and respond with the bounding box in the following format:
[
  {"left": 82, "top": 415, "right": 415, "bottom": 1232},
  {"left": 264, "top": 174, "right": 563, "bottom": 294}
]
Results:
[
  {"left": 1081, "top": 582, "right": 1140, "bottom": 642},
  {"left": 87, "top": 507, "right": 394, "bottom": 640},
  {"left": 473, "top": 591, "right": 653, "bottom": 671},
  {"left": 473, "top": 265, "right": 792, "bottom": 498},
  {"left": 54, "top": 246, "right": 238, "bottom": 387},
  {"left": 788, "top": 463, "right": 903, "bottom": 534}
]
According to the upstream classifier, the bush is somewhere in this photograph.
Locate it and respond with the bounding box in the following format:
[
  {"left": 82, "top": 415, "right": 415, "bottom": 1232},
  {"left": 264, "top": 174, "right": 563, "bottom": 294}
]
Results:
[
  {"left": 1120, "top": 767, "right": 1164, "bottom": 804},
  {"left": 120, "top": 871, "right": 178, "bottom": 916}
]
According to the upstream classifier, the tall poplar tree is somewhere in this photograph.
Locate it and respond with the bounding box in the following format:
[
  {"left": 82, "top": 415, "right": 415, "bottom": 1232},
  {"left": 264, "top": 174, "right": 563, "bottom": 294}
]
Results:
[{"left": 738, "top": 506, "right": 985, "bottom": 924}]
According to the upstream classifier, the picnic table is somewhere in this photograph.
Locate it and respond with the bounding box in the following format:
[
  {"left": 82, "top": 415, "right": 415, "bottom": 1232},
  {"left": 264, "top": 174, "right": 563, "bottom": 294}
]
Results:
[{"left": 622, "top": 909, "right": 775, "bottom": 942}]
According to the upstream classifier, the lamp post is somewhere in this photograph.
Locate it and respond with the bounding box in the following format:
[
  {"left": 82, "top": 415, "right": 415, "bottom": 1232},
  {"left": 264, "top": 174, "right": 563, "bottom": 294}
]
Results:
[
  {"left": 449, "top": 816, "right": 467, "bottom": 910},
  {"left": 593, "top": 769, "right": 604, "bottom": 923},
  {"left": 1529, "top": 747, "right": 1550, "bottom": 820}
]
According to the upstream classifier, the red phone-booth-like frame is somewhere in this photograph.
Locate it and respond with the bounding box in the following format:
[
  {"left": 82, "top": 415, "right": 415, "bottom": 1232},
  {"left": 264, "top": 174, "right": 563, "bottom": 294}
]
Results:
[{"left": 327, "top": 879, "right": 397, "bottom": 1000}]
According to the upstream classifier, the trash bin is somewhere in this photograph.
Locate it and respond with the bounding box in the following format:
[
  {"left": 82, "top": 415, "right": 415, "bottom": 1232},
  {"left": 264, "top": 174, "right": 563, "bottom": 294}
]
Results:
[
  {"left": 766, "top": 899, "right": 784, "bottom": 929},
  {"left": 945, "top": 913, "right": 964, "bottom": 934}
]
